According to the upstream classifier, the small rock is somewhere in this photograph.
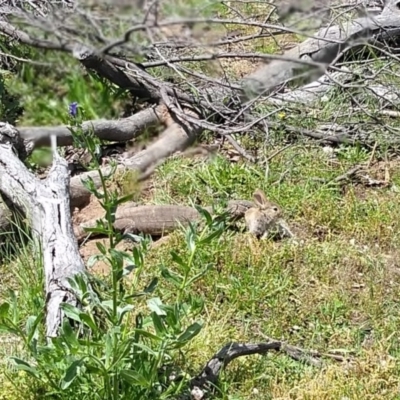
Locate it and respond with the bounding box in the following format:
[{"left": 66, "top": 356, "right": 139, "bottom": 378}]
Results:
[
  {"left": 191, "top": 386, "right": 204, "bottom": 400},
  {"left": 322, "top": 146, "right": 334, "bottom": 156}
]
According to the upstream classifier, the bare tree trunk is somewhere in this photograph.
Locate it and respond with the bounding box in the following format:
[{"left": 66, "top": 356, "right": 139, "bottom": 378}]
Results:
[{"left": 0, "top": 123, "right": 86, "bottom": 338}]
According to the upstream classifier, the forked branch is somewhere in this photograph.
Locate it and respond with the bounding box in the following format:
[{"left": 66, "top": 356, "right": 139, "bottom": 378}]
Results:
[{"left": 183, "top": 337, "right": 349, "bottom": 399}]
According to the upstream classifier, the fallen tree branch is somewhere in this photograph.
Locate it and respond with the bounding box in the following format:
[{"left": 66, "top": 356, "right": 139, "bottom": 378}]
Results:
[
  {"left": 242, "top": 0, "right": 400, "bottom": 98},
  {"left": 19, "top": 104, "right": 167, "bottom": 148},
  {"left": 2, "top": 1, "right": 399, "bottom": 145},
  {"left": 313, "top": 163, "right": 389, "bottom": 187},
  {"left": 0, "top": 122, "right": 87, "bottom": 338},
  {"left": 269, "top": 122, "right": 355, "bottom": 145},
  {"left": 74, "top": 200, "right": 255, "bottom": 242},
  {"left": 184, "top": 335, "right": 350, "bottom": 400},
  {"left": 268, "top": 69, "right": 351, "bottom": 106},
  {"left": 69, "top": 107, "right": 200, "bottom": 208},
  {"left": 73, "top": 45, "right": 159, "bottom": 102},
  {"left": 0, "top": 108, "right": 201, "bottom": 227}
]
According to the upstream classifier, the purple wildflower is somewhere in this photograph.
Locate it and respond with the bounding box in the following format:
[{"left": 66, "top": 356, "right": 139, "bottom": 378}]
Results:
[{"left": 69, "top": 102, "right": 78, "bottom": 117}]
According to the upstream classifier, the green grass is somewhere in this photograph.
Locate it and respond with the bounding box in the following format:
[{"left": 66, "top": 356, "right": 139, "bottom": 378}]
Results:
[
  {"left": 4, "top": 95, "right": 400, "bottom": 399},
  {"left": 143, "top": 147, "right": 400, "bottom": 399},
  {"left": 3, "top": 2, "right": 400, "bottom": 398},
  {"left": 59, "top": 144, "right": 400, "bottom": 398},
  {"left": 4, "top": 48, "right": 132, "bottom": 126}
]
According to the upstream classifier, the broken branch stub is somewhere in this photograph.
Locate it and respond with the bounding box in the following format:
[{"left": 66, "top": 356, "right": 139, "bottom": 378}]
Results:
[{"left": 0, "top": 122, "right": 87, "bottom": 338}]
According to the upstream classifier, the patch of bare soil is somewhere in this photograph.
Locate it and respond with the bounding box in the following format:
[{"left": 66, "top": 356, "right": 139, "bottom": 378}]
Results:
[
  {"left": 341, "top": 159, "right": 396, "bottom": 200},
  {"left": 72, "top": 195, "right": 122, "bottom": 276},
  {"left": 72, "top": 195, "right": 104, "bottom": 225},
  {"left": 368, "top": 160, "right": 394, "bottom": 181},
  {"left": 380, "top": 250, "right": 400, "bottom": 281}
]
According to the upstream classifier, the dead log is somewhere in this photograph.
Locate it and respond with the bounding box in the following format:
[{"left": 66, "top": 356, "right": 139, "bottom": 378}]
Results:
[
  {"left": 74, "top": 200, "right": 255, "bottom": 242},
  {"left": 19, "top": 104, "right": 167, "bottom": 149},
  {"left": 268, "top": 69, "right": 350, "bottom": 106},
  {"left": 0, "top": 106, "right": 200, "bottom": 236},
  {"left": 0, "top": 114, "right": 201, "bottom": 336},
  {"left": 0, "top": 122, "right": 86, "bottom": 338},
  {"left": 242, "top": 0, "right": 400, "bottom": 98}
]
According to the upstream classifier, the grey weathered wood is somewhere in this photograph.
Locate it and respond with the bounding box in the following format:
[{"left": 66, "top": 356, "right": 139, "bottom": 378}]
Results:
[
  {"left": 242, "top": 0, "right": 400, "bottom": 98},
  {"left": 18, "top": 104, "right": 166, "bottom": 149},
  {"left": 0, "top": 123, "right": 86, "bottom": 338},
  {"left": 268, "top": 69, "right": 350, "bottom": 105},
  {"left": 69, "top": 114, "right": 200, "bottom": 209},
  {"left": 74, "top": 200, "right": 255, "bottom": 241},
  {"left": 0, "top": 112, "right": 202, "bottom": 334},
  {"left": 180, "top": 338, "right": 330, "bottom": 400}
]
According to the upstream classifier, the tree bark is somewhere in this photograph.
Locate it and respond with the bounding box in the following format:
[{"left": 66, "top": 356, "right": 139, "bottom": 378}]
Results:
[{"left": 0, "top": 123, "right": 86, "bottom": 338}]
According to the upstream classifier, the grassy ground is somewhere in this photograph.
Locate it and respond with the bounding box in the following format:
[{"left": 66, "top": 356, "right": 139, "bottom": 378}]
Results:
[
  {"left": 2, "top": 2, "right": 400, "bottom": 400},
  {"left": 3, "top": 141, "right": 400, "bottom": 399},
  {"left": 145, "top": 146, "right": 400, "bottom": 399}
]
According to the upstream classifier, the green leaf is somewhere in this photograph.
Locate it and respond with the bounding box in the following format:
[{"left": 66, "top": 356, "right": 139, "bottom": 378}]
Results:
[
  {"left": 143, "top": 277, "right": 158, "bottom": 293},
  {"left": 61, "top": 319, "right": 79, "bottom": 348},
  {"left": 26, "top": 313, "right": 43, "bottom": 344},
  {"left": 186, "top": 229, "right": 196, "bottom": 253},
  {"left": 116, "top": 192, "right": 135, "bottom": 205},
  {"left": 133, "top": 328, "right": 162, "bottom": 341},
  {"left": 187, "top": 294, "right": 205, "bottom": 315},
  {"left": 8, "top": 290, "right": 18, "bottom": 324},
  {"left": 84, "top": 227, "right": 108, "bottom": 235},
  {"left": 85, "top": 365, "right": 103, "bottom": 375},
  {"left": 132, "top": 246, "right": 145, "bottom": 267},
  {"left": 81, "top": 177, "right": 100, "bottom": 195},
  {"left": 161, "top": 268, "right": 183, "bottom": 288},
  {"left": 198, "top": 228, "right": 224, "bottom": 245},
  {"left": 126, "top": 277, "right": 159, "bottom": 299},
  {"left": 170, "top": 251, "right": 186, "bottom": 267},
  {"left": 10, "top": 357, "right": 39, "bottom": 378},
  {"left": 147, "top": 298, "right": 166, "bottom": 316},
  {"left": 109, "top": 248, "right": 127, "bottom": 263},
  {"left": 131, "top": 342, "right": 159, "bottom": 357},
  {"left": 104, "top": 332, "right": 113, "bottom": 367},
  {"left": 100, "top": 300, "right": 114, "bottom": 313},
  {"left": 163, "top": 304, "right": 179, "bottom": 329},
  {"left": 67, "top": 280, "right": 81, "bottom": 296},
  {"left": 0, "top": 302, "right": 10, "bottom": 318},
  {"left": 122, "top": 233, "right": 144, "bottom": 243},
  {"left": 79, "top": 312, "right": 98, "bottom": 333},
  {"left": 186, "top": 265, "right": 212, "bottom": 286},
  {"left": 60, "top": 304, "right": 82, "bottom": 323},
  {"left": 194, "top": 205, "right": 213, "bottom": 225},
  {"left": 61, "top": 359, "right": 84, "bottom": 390},
  {"left": 95, "top": 241, "right": 107, "bottom": 255},
  {"left": 87, "top": 254, "right": 104, "bottom": 269},
  {"left": 120, "top": 369, "right": 150, "bottom": 387},
  {"left": 177, "top": 322, "right": 202, "bottom": 343},
  {"left": 150, "top": 312, "right": 166, "bottom": 337},
  {"left": 122, "top": 264, "right": 136, "bottom": 277},
  {"left": 117, "top": 305, "right": 134, "bottom": 324}
]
